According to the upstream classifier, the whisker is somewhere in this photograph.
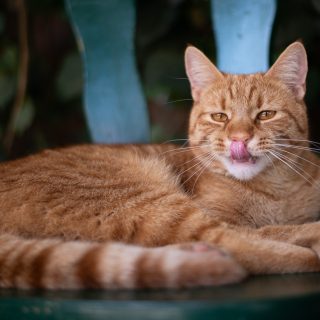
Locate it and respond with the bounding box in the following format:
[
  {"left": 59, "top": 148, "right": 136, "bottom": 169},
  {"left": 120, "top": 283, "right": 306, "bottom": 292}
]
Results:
[
  {"left": 265, "top": 153, "right": 278, "bottom": 172},
  {"left": 166, "top": 76, "right": 188, "bottom": 80},
  {"left": 190, "top": 166, "right": 207, "bottom": 194},
  {"left": 273, "top": 146, "right": 320, "bottom": 170},
  {"left": 190, "top": 153, "right": 216, "bottom": 194},
  {"left": 181, "top": 153, "right": 214, "bottom": 189},
  {"left": 161, "top": 146, "right": 209, "bottom": 157},
  {"left": 181, "top": 140, "right": 189, "bottom": 148},
  {"left": 272, "top": 150, "right": 320, "bottom": 189},
  {"left": 269, "top": 151, "right": 312, "bottom": 185},
  {"left": 269, "top": 150, "right": 317, "bottom": 188},
  {"left": 161, "top": 146, "right": 205, "bottom": 154},
  {"left": 176, "top": 153, "right": 209, "bottom": 178},
  {"left": 274, "top": 138, "right": 320, "bottom": 147},
  {"left": 273, "top": 143, "right": 320, "bottom": 154},
  {"left": 166, "top": 98, "right": 193, "bottom": 104},
  {"left": 176, "top": 152, "right": 211, "bottom": 181},
  {"left": 161, "top": 138, "right": 189, "bottom": 148},
  {"left": 161, "top": 138, "right": 210, "bottom": 145},
  {"left": 160, "top": 144, "right": 209, "bottom": 156},
  {"left": 182, "top": 159, "right": 208, "bottom": 187},
  {"left": 161, "top": 138, "right": 189, "bottom": 144}
]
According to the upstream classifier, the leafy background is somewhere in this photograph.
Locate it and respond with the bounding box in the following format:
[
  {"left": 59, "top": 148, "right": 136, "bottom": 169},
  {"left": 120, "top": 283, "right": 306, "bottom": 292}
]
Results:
[{"left": 0, "top": 0, "right": 320, "bottom": 160}]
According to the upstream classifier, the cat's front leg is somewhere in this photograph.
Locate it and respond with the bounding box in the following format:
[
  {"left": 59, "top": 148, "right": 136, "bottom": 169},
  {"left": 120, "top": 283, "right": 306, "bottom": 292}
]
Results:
[
  {"left": 246, "top": 222, "right": 320, "bottom": 253},
  {"left": 198, "top": 225, "right": 320, "bottom": 275}
]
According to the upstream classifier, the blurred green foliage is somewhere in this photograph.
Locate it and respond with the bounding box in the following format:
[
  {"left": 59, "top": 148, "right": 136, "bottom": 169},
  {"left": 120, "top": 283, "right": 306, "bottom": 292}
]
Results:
[{"left": 0, "top": 0, "right": 320, "bottom": 160}]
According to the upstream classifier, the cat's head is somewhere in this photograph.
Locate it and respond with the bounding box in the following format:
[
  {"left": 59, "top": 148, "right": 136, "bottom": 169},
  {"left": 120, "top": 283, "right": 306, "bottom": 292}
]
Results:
[{"left": 185, "top": 42, "right": 308, "bottom": 181}]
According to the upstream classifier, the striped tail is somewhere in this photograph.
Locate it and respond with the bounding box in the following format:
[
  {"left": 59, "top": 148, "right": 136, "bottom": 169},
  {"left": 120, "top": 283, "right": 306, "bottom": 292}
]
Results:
[{"left": 0, "top": 235, "right": 246, "bottom": 289}]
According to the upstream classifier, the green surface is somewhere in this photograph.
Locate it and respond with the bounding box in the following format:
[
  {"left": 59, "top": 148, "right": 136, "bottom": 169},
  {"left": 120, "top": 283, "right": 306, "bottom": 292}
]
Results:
[{"left": 1, "top": 274, "right": 320, "bottom": 319}]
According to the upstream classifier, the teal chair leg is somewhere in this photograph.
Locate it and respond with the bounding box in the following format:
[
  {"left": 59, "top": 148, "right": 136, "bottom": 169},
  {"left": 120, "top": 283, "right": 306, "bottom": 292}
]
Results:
[
  {"left": 65, "top": 0, "right": 150, "bottom": 143},
  {"left": 211, "top": 0, "right": 276, "bottom": 73}
]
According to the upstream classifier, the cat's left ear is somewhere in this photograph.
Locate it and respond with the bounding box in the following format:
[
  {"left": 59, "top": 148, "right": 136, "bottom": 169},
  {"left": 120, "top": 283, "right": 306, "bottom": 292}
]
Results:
[
  {"left": 185, "top": 46, "right": 223, "bottom": 102},
  {"left": 266, "top": 42, "right": 308, "bottom": 100}
]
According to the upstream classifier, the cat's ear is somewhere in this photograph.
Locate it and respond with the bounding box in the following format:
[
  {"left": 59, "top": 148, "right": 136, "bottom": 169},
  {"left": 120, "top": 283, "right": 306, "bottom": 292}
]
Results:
[
  {"left": 185, "top": 46, "right": 223, "bottom": 102},
  {"left": 266, "top": 42, "right": 308, "bottom": 100}
]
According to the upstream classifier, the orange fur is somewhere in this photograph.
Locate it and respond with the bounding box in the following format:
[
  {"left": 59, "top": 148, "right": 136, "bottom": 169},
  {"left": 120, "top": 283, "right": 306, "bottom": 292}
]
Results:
[{"left": 1, "top": 42, "right": 320, "bottom": 289}]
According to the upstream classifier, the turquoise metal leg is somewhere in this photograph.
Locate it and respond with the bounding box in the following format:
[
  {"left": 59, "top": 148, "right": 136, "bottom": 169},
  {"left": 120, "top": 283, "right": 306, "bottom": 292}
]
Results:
[
  {"left": 65, "top": 0, "right": 150, "bottom": 143},
  {"left": 211, "top": 0, "right": 276, "bottom": 73}
]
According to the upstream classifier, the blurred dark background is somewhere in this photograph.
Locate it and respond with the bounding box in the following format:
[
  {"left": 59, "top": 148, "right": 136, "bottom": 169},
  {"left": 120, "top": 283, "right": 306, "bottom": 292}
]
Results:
[{"left": 0, "top": 0, "right": 320, "bottom": 160}]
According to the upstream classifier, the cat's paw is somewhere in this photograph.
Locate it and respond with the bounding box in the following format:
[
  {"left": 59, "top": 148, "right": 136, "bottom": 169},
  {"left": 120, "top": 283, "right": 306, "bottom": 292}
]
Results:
[
  {"left": 156, "top": 242, "right": 247, "bottom": 288},
  {"left": 293, "top": 223, "right": 320, "bottom": 256},
  {"left": 256, "top": 222, "right": 320, "bottom": 254},
  {"left": 306, "top": 223, "right": 320, "bottom": 256}
]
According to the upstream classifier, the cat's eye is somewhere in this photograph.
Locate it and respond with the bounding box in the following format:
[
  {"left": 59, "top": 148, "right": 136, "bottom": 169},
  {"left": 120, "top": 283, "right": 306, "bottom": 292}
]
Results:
[
  {"left": 257, "top": 110, "right": 276, "bottom": 121},
  {"left": 211, "top": 113, "right": 228, "bottom": 123}
]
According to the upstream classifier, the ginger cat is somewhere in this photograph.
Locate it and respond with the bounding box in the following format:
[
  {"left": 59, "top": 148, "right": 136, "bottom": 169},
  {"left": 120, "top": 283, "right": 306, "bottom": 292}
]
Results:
[{"left": 1, "top": 42, "right": 320, "bottom": 290}]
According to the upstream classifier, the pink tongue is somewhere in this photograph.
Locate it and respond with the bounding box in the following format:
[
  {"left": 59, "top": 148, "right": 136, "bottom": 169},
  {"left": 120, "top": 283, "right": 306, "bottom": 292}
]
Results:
[{"left": 230, "top": 141, "right": 251, "bottom": 162}]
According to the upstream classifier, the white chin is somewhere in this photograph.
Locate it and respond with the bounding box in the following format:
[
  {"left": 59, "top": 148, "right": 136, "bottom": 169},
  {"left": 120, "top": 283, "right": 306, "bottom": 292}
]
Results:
[{"left": 219, "top": 156, "right": 269, "bottom": 181}]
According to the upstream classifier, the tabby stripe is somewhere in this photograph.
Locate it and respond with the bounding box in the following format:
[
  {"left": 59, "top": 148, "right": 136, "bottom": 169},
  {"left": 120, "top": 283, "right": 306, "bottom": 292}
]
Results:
[
  {"left": 132, "top": 193, "right": 183, "bottom": 244},
  {"left": 77, "top": 244, "right": 104, "bottom": 288},
  {"left": 110, "top": 223, "right": 126, "bottom": 241},
  {"left": 29, "top": 243, "right": 59, "bottom": 288},
  {"left": 134, "top": 251, "right": 164, "bottom": 288},
  {"left": 135, "top": 252, "right": 151, "bottom": 288},
  {"left": 248, "top": 85, "right": 256, "bottom": 101},
  {"left": 275, "top": 132, "right": 290, "bottom": 140},
  {"left": 229, "top": 83, "right": 234, "bottom": 99},
  {"left": 128, "top": 220, "right": 139, "bottom": 242},
  {"left": 256, "top": 94, "right": 263, "bottom": 109},
  {"left": 149, "top": 201, "right": 196, "bottom": 245},
  {"left": 163, "top": 209, "right": 202, "bottom": 244},
  {"left": 283, "top": 110, "right": 305, "bottom": 133},
  {"left": 0, "top": 238, "right": 21, "bottom": 286},
  {"left": 221, "top": 96, "right": 226, "bottom": 110},
  {"left": 9, "top": 241, "right": 36, "bottom": 287}
]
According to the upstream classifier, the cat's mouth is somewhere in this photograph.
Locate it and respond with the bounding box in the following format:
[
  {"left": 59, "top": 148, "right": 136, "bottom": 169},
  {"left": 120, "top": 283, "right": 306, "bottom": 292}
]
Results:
[
  {"left": 216, "top": 140, "right": 271, "bottom": 180},
  {"left": 229, "top": 141, "right": 257, "bottom": 164},
  {"left": 230, "top": 155, "right": 257, "bottom": 164}
]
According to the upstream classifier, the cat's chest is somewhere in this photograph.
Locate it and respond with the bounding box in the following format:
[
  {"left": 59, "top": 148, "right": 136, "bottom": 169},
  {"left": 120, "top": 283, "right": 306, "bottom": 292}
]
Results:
[
  {"left": 194, "top": 177, "right": 320, "bottom": 227},
  {"left": 245, "top": 188, "right": 320, "bottom": 227}
]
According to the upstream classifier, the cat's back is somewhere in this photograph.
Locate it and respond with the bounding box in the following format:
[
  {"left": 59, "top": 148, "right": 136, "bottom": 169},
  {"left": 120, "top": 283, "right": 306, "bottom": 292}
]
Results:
[
  {"left": 0, "top": 143, "right": 193, "bottom": 239},
  {"left": 0, "top": 143, "right": 185, "bottom": 198},
  {"left": 0, "top": 143, "right": 176, "bottom": 182}
]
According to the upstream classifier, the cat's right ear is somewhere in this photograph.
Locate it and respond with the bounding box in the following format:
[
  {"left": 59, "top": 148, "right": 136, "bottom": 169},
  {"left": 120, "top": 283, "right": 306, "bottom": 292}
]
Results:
[{"left": 185, "top": 46, "right": 223, "bottom": 102}]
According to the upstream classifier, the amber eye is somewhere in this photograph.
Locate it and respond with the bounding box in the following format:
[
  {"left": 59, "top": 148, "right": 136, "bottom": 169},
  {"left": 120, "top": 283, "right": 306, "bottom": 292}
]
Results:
[
  {"left": 211, "top": 113, "right": 228, "bottom": 123},
  {"left": 257, "top": 110, "right": 276, "bottom": 121}
]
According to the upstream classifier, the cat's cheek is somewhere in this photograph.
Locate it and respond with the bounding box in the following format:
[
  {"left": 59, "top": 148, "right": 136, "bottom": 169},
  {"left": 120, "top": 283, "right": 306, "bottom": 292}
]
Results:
[{"left": 218, "top": 157, "right": 270, "bottom": 181}]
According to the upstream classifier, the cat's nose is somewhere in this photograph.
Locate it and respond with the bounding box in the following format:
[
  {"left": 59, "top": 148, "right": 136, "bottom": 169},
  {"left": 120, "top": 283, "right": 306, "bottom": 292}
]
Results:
[{"left": 229, "top": 132, "right": 253, "bottom": 143}]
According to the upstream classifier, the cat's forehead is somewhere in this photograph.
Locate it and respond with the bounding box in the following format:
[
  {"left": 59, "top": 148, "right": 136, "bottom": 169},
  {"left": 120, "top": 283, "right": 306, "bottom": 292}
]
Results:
[
  {"left": 210, "top": 73, "right": 266, "bottom": 96},
  {"left": 201, "top": 73, "right": 283, "bottom": 111}
]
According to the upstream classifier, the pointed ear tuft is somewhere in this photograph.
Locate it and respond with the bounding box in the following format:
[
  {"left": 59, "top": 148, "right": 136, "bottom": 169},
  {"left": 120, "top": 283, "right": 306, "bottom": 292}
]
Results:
[
  {"left": 266, "top": 42, "right": 308, "bottom": 100},
  {"left": 184, "top": 46, "right": 223, "bottom": 102}
]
